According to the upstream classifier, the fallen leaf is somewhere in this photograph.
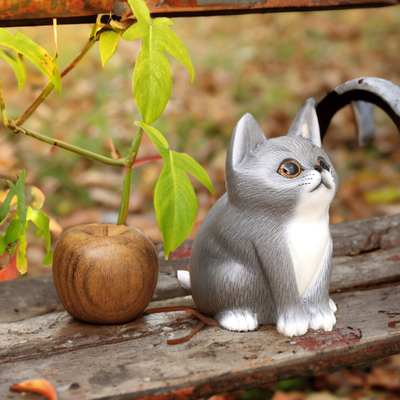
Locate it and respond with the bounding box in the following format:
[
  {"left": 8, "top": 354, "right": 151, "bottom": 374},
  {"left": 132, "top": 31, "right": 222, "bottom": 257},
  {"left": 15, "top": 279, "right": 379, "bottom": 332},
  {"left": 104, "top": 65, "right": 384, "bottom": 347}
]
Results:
[
  {"left": 0, "top": 250, "right": 20, "bottom": 281},
  {"left": 208, "top": 391, "right": 243, "bottom": 400},
  {"left": 365, "top": 367, "right": 400, "bottom": 391},
  {"left": 25, "top": 186, "right": 46, "bottom": 210},
  {"left": 10, "top": 379, "right": 58, "bottom": 400},
  {"left": 272, "top": 390, "right": 307, "bottom": 400}
]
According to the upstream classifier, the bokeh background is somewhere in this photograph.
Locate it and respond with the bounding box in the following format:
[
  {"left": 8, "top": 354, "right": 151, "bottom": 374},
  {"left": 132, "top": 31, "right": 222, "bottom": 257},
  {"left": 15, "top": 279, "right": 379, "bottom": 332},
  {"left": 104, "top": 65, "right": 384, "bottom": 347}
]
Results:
[
  {"left": 1, "top": 7, "right": 400, "bottom": 399},
  {"left": 2, "top": 8, "right": 400, "bottom": 262}
]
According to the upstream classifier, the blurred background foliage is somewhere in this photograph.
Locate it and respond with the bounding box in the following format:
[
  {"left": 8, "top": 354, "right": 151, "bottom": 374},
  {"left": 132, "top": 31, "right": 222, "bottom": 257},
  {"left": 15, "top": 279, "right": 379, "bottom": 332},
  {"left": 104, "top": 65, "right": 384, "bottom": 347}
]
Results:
[
  {"left": 1, "top": 7, "right": 400, "bottom": 399},
  {"left": 1, "top": 7, "right": 400, "bottom": 275}
]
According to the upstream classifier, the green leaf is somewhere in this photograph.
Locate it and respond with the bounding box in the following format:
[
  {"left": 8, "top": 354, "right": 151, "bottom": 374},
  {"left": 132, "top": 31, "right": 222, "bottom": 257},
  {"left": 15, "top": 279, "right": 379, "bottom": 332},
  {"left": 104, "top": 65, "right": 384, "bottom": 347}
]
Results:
[
  {"left": 152, "top": 17, "right": 174, "bottom": 27},
  {"left": 122, "top": 20, "right": 149, "bottom": 42},
  {"left": 173, "top": 152, "right": 215, "bottom": 195},
  {"left": 152, "top": 19, "right": 194, "bottom": 83},
  {"left": 3, "top": 216, "right": 21, "bottom": 245},
  {"left": 123, "top": 18, "right": 194, "bottom": 124},
  {"left": 127, "top": 0, "right": 151, "bottom": 24},
  {"left": 99, "top": 30, "right": 121, "bottom": 67},
  {"left": 26, "top": 207, "right": 51, "bottom": 252},
  {"left": 133, "top": 36, "right": 172, "bottom": 124},
  {"left": 8, "top": 170, "right": 27, "bottom": 231},
  {"left": 135, "top": 121, "right": 169, "bottom": 152},
  {"left": 154, "top": 151, "right": 198, "bottom": 259},
  {"left": 0, "top": 29, "right": 62, "bottom": 95},
  {"left": 0, "top": 49, "right": 26, "bottom": 91},
  {"left": 0, "top": 234, "right": 7, "bottom": 256},
  {"left": 0, "top": 185, "right": 16, "bottom": 226},
  {"left": 133, "top": 123, "right": 212, "bottom": 257},
  {"left": 16, "top": 234, "right": 27, "bottom": 274},
  {"left": 43, "top": 251, "right": 54, "bottom": 266}
]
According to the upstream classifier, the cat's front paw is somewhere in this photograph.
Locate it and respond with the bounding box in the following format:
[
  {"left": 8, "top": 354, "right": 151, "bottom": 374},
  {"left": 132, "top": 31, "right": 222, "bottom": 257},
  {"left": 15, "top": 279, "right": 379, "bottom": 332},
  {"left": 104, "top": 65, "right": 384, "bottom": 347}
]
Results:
[
  {"left": 308, "top": 307, "right": 336, "bottom": 332},
  {"left": 216, "top": 310, "right": 258, "bottom": 332},
  {"left": 277, "top": 309, "right": 309, "bottom": 337}
]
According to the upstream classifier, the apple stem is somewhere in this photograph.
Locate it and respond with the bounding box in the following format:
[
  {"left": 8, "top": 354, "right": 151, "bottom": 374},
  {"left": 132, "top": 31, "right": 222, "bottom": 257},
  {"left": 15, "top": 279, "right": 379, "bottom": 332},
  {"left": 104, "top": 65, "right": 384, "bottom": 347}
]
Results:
[{"left": 103, "top": 224, "right": 109, "bottom": 236}]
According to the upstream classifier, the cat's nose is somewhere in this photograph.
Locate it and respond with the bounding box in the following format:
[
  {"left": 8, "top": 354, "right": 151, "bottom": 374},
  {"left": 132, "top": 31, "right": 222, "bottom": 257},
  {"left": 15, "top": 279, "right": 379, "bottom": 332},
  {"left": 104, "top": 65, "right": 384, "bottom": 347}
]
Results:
[{"left": 314, "top": 165, "right": 323, "bottom": 173}]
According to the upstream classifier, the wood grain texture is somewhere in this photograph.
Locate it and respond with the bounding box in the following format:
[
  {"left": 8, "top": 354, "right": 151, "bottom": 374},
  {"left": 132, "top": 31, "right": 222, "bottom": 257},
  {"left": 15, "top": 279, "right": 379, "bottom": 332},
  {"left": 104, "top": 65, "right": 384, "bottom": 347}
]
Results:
[
  {"left": 331, "top": 213, "right": 400, "bottom": 256},
  {"left": 52, "top": 224, "right": 159, "bottom": 324},
  {"left": 1, "top": 285, "right": 400, "bottom": 399},
  {"left": 2, "top": 215, "right": 399, "bottom": 323},
  {"left": 1, "top": 214, "right": 400, "bottom": 399}
]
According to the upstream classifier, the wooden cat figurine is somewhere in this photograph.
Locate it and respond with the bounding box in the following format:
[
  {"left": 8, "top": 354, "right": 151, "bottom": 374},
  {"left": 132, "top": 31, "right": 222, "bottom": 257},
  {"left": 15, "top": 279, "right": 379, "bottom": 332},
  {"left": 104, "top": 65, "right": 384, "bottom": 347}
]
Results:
[{"left": 189, "top": 99, "right": 338, "bottom": 337}]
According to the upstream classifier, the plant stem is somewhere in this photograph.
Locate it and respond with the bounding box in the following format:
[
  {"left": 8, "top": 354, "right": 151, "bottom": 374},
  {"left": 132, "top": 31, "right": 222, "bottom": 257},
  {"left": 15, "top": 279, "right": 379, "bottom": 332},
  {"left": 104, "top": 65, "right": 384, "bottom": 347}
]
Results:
[
  {"left": 117, "top": 127, "right": 144, "bottom": 225},
  {"left": 15, "top": 29, "right": 100, "bottom": 126},
  {"left": 117, "top": 167, "right": 133, "bottom": 225},
  {"left": 5, "top": 118, "right": 125, "bottom": 167},
  {"left": 1, "top": 79, "right": 127, "bottom": 166},
  {"left": 0, "top": 81, "right": 9, "bottom": 127}
]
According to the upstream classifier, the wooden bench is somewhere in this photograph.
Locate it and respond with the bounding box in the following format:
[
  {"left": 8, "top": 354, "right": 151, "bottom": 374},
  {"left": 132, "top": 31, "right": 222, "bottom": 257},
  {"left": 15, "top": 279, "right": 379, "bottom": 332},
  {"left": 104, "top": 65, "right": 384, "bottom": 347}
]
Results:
[{"left": 1, "top": 214, "right": 400, "bottom": 399}]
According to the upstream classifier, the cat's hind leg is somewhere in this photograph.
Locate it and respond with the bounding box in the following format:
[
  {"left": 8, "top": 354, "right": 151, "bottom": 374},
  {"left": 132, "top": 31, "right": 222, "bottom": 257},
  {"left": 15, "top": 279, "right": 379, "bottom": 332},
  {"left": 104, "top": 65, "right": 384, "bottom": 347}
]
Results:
[{"left": 216, "top": 310, "right": 259, "bottom": 332}]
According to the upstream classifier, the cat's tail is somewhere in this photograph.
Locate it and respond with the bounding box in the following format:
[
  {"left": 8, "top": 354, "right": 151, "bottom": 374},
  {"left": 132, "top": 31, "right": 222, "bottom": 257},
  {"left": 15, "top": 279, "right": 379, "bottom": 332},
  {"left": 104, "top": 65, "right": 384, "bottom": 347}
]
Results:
[{"left": 177, "top": 270, "right": 192, "bottom": 292}]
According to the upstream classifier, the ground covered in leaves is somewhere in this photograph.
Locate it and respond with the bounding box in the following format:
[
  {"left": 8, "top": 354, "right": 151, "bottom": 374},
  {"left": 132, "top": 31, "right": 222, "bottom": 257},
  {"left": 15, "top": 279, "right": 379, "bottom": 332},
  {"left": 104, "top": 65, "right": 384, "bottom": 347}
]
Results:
[
  {"left": 1, "top": 6, "right": 400, "bottom": 400},
  {"left": 209, "top": 354, "right": 400, "bottom": 400}
]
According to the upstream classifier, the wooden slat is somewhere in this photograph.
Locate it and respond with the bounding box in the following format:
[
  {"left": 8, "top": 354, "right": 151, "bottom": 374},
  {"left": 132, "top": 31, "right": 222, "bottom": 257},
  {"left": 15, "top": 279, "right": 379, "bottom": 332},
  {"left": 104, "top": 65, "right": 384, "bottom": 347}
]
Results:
[
  {"left": 2, "top": 244, "right": 399, "bottom": 324},
  {"left": 331, "top": 213, "right": 400, "bottom": 257},
  {"left": 1, "top": 214, "right": 400, "bottom": 399},
  {"left": 1, "top": 285, "right": 400, "bottom": 399},
  {"left": 1, "top": 214, "right": 400, "bottom": 324},
  {"left": 0, "top": 0, "right": 399, "bottom": 27},
  {"left": 331, "top": 246, "right": 400, "bottom": 291},
  {"left": 0, "top": 270, "right": 189, "bottom": 324}
]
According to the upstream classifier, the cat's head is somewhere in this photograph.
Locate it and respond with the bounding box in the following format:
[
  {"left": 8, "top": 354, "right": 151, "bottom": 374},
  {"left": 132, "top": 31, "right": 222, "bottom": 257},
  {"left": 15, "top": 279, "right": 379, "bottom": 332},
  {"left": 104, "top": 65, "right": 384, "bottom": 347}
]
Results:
[{"left": 225, "top": 99, "right": 338, "bottom": 213}]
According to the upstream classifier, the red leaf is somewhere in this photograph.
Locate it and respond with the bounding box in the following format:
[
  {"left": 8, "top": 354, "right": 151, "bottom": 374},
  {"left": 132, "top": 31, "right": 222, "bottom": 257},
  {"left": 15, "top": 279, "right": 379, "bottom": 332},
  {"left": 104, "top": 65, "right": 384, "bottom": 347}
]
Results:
[
  {"left": 10, "top": 379, "right": 58, "bottom": 400},
  {"left": 0, "top": 250, "right": 20, "bottom": 281}
]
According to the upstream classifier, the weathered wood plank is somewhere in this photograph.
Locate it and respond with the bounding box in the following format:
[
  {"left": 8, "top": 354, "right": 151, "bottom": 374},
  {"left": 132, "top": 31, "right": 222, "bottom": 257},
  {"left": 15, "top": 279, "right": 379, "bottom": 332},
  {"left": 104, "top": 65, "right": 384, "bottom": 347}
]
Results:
[
  {"left": 2, "top": 215, "right": 400, "bottom": 324},
  {"left": 331, "top": 213, "right": 400, "bottom": 256},
  {"left": 0, "top": 270, "right": 189, "bottom": 324},
  {"left": 1, "top": 285, "right": 400, "bottom": 399},
  {"left": 1, "top": 0, "right": 399, "bottom": 27},
  {"left": 330, "top": 247, "right": 400, "bottom": 292},
  {"left": 0, "top": 274, "right": 64, "bottom": 324}
]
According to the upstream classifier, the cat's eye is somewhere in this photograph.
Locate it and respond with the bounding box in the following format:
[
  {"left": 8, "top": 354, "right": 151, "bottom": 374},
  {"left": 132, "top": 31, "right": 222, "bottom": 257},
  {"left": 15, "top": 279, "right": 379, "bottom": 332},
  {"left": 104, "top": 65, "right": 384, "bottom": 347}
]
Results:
[
  {"left": 318, "top": 158, "right": 330, "bottom": 172},
  {"left": 278, "top": 161, "right": 302, "bottom": 178}
]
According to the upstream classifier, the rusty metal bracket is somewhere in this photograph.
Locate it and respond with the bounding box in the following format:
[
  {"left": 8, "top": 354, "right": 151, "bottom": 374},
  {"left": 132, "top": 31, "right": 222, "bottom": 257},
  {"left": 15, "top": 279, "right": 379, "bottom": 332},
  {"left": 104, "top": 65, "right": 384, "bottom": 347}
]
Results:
[{"left": 0, "top": 0, "right": 399, "bottom": 27}]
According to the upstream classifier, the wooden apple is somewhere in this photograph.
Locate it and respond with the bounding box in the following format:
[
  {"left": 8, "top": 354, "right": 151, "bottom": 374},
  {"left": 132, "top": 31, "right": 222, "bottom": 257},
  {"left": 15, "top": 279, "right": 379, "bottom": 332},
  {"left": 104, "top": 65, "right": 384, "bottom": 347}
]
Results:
[{"left": 52, "top": 223, "right": 159, "bottom": 324}]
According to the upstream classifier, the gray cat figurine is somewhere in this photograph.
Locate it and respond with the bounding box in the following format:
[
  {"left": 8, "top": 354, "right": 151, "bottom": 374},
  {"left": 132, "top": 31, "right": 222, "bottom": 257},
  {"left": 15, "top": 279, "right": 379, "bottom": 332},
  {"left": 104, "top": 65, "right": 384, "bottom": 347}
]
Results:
[{"left": 189, "top": 98, "right": 338, "bottom": 337}]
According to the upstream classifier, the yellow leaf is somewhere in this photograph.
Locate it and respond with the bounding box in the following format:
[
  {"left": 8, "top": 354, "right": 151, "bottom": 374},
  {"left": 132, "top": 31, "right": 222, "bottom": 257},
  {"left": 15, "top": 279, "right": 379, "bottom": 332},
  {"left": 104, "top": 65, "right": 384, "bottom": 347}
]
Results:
[{"left": 25, "top": 186, "right": 45, "bottom": 210}]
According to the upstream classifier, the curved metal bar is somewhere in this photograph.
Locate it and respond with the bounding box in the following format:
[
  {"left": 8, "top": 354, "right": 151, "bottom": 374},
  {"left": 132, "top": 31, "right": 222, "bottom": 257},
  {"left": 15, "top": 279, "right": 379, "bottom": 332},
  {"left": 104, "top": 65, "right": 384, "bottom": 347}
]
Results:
[{"left": 316, "top": 77, "right": 400, "bottom": 141}]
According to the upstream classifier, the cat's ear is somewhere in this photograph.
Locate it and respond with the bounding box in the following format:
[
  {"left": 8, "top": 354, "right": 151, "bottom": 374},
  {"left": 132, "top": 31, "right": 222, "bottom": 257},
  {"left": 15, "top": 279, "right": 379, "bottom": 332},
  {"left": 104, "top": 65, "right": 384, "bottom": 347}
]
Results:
[
  {"left": 226, "top": 113, "right": 266, "bottom": 173},
  {"left": 287, "top": 98, "right": 322, "bottom": 147}
]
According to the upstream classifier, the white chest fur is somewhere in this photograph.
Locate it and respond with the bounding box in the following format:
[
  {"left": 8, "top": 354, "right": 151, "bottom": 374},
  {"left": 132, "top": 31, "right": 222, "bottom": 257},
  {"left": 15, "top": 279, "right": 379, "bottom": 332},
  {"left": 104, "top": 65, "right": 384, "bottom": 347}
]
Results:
[{"left": 287, "top": 198, "right": 331, "bottom": 298}]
